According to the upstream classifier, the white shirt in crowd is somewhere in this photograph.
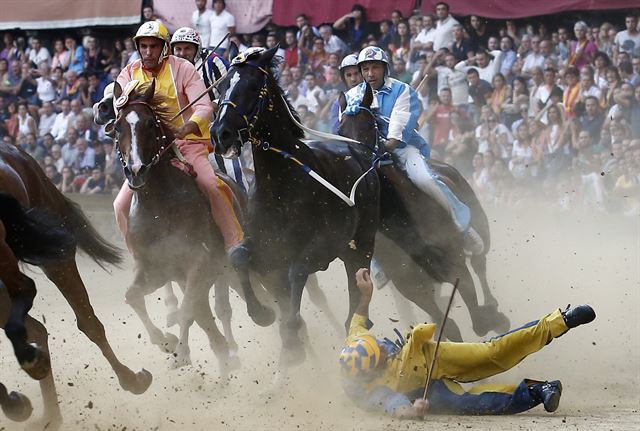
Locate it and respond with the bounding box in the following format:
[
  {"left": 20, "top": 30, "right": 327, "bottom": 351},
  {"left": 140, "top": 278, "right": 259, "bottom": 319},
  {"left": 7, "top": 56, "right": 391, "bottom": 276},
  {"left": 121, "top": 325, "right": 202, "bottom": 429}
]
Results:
[
  {"left": 522, "top": 52, "right": 544, "bottom": 74},
  {"left": 414, "top": 26, "right": 436, "bottom": 48},
  {"left": 50, "top": 111, "right": 75, "bottom": 142},
  {"left": 581, "top": 85, "right": 601, "bottom": 100},
  {"left": 28, "top": 47, "right": 51, "bottom": 66},
  {"left": 432, "top": 15, "right": 459, "bottom": 51},
  {"left": 435, "top": 66, "right": 468, "bottom": 106},
  {"left": 192, "top": 8, "right": 214, "bottom": 48},
  {"left": 36, "top": 77, "right": 56, "bottom": 103},
  {"left": 38, "top": 111, "right": 56, "bottom": 137},
  {"left": 209, "top": 9, "right": 235, "bottom": 50},
  {"left": 614, "top": 29, "right": 640, "bottom": 57},
  {"left": 455, "top": 50, "right": 504, "bottom": 83},
  {"left": 323, "top": 35, "right": 347, "bottom": 55},
  {"left": 304, "top": 85, "right": 327, "bottom": 114}
]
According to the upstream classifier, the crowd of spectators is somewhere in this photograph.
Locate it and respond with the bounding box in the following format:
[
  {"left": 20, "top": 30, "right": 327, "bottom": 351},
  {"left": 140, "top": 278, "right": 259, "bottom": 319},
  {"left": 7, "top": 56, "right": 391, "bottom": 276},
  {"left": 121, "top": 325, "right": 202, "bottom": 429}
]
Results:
[{"left": 1, "top": 1, "right": 638, "bottom": 215}]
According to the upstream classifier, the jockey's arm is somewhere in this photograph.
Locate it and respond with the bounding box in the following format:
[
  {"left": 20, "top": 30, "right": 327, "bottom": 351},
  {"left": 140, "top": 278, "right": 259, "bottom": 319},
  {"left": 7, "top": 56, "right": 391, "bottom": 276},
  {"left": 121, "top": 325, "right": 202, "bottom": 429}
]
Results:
[
  {"left": 387, "top": 84, "right": 423, "bottom": 148},
  {"left": 181, "top": 61, "right": 214, "bottom": 137}
]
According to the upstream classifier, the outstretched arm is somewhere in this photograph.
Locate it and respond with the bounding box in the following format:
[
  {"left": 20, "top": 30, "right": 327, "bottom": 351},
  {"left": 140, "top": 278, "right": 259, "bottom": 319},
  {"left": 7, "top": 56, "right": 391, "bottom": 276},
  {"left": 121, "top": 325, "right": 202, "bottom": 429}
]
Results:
[{"left": 354, "top": 268, "right": 373, "bottom": 317}]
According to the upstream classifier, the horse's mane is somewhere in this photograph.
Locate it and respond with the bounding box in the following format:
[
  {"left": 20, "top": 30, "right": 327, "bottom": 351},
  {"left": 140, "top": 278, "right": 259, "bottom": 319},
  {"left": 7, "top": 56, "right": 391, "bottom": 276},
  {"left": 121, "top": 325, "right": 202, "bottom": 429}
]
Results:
[
  {"left": 130, "top": 81, "right": 177, "bottom": 140},
  {"left": 263, "top": 57, "right": 305, "bottom": 140}
]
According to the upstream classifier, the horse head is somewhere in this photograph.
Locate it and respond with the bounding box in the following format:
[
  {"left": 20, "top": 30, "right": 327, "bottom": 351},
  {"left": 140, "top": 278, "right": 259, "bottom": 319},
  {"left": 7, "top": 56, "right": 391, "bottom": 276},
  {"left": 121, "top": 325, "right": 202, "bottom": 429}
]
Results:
[
  {"left": 111, "top": 79, "right": 172, "bottom": 189},
  {"left": 211, "top": 46, "right": 279, "bottom": 159},
  {"left": 337, "top": 82, "right": 380, "bottom": 153}
]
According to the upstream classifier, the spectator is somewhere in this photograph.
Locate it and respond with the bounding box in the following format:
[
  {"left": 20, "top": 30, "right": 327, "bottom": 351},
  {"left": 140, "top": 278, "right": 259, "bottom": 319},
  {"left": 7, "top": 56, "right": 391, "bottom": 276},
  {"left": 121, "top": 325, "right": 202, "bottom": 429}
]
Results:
[
  {"left": 613, "top": 14, "right": 640, "bottom": 62},
  {"left": 489, "top": 73, "right": 510, "bottom": 116},
  {"left": 451, "top": 24, "right": 473, "bottom": 62},
  {"left": 466, "top": 68, "right": 492, "bottom": 110},
  {"left": 192, "top": 0, "right": 213, "bottom": 48},
  {"left": 121, "top": 38, "right": 140, "bottom": 67},
  {"left": 425, "top": 87, "right": 459, "bottom": 157},
  {"left": 65, "top": 36, "right": 85, "bottom": 74},
  {"left": 142, "top": 5, "right": 159, "bottom": 22},
  {"left": 578, "top": 96, "right": 605, "bottom": 144},
  {"left": 0, "top": 33, "right": 18, "bottom": 63},
  {"left": 319, "top": 24, "right": 347, "bottom": 56},
  {"left": 58, "top": 165, "right": 76, "bottom": 193},
  {"left": 593, "top": 51, "right": 611, "bottom": 88},
  {"left": 73, "top": 137, "right": 95, "bottom": 173},
  {"left": 286, "top": 83, "right": 307, "bottom": 111},
  {"left": 333, "top": 4, "right": 371, "bottom": 52},
  {"left": 44, "top": 163, "right": 61, "bottom": 185},
  {"left": 580, "top": 67, "right": 602, "bottom": 100},
  {"left": 304, "top": 37, "right": 330, "bottom": 79},
  {"left": 87, "top": 71, "right": 106, "bottom": 105},
  {"left": 50, "top": 98, "right": 74, "bottom": 142},
  {"left": 302, "top": 72, "right": 327, "bottom": 114},
  {"left": 22, "top": 132, "right": 44, "bottom": 161},
  {"left": 456, "top": 49, "right": 503, "bottom": 83},
  {"left": 533, "top": 67, "right": 560, "bottom": 116},
  {"left": 50, "top": 39, "right": 70, "bottom": 71},
  {"left": 3, "top": 101, "right": 18, "bottom": 139},
  {"left": 79, "top": 167, "right": 105, "bottom": 194},
  {"left": 38, "top": 101, "right": 56, "bottom": 137},
  {"left": 389, "top": 21, "right": 411, "bottom": 63},
  {"left": 569, "top": 21, "right": 598, "bottom": 70},
  {"left": 35, "top": 61, "right": 56, "bottom": 104},
  {"left": 522, "top": 36, "right": 544, "bottom": 75},
  {"left": 16, "top": 102, "right": 36, "bottom": 139},
  {"left": 378, "top": 20, "right": 395, "bottom": 51},
  {"left": 468, "top": 15, "right": 489, "bottom": 52},
  {"left": 429, "top": 51, "right": 469, "bottom": 108},
  {"left": 209, "top": 0, "right": 235, "bottom": 54},
  {"left": 27, "top": 37, "right": 51, "bottom": 68},
  {"left": 509, "top": 122, "right": 534, "bottom": 181},
  {"left": 392, "top": 58, "right": 412, "bottom": 84},
  {"left": 432, "top": 2, "right": 459, "bottom": 51},
  {"left": 83, "top": 36, "right": 103, "bottom": 72},
  {"left": 563, "top": 66, "right": 581, "bottom": 118},
  {"left": 413, "top": 15, "right": 435, "bottom": 54},
  {"left": 601, "top": 66, "right": 621, "bottom": 109}
]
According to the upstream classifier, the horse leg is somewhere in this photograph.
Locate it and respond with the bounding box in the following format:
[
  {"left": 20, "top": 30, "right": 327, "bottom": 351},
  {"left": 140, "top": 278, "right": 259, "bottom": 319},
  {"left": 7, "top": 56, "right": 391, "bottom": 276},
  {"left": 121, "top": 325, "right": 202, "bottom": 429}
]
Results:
[
  {"left": 0, "top": 382, "right": 32, "bottom": 423},
  {"left": 1, "top": 237, "right": 49, "bottom": 380},
  {"left": 125, "top": 269, "right": 178, "bottom": 354},
  {"left": 281, "top": 263, "right": 311, "bottom": 367},
  {"left": 470, "top": 254, "right": 511, "bottom": 333},
  {"left": 164, "top": 281, "right": 180, "bottom": 328},
  {"left": 42, "top": 259, "right": 152, "bottom": 395},
  {"left": 235, "top": 266, "right": 275, "bottom": 327},
  {"left": 169, "top": 282, "right": 194, "bottom": 369},
  {"left": 304, "top": 273, "right": 343, "bottom": 335},
  {"left": 213, "top": 275, "right": 240, "bottom": 369},
  {"left": 192, "top": 283, "right": 232, "bottom": 378}
]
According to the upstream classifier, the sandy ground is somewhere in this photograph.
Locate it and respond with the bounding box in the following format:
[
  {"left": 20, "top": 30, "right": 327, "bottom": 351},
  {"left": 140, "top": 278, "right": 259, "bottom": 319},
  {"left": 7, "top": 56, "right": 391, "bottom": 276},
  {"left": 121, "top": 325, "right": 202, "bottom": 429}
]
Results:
[{"left": 1, "top": 201, "right": 639, "bottom": 431}]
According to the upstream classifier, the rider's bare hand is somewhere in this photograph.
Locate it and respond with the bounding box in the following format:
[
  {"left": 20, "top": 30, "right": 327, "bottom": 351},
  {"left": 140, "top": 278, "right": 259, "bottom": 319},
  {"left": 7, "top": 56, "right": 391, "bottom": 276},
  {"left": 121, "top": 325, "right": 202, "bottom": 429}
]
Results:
[
  {"left": 174, "top": 121, "right": 199, "bottom": 139},
  {"left": 385, "top": 138, "right": 401, "bottom": 151},
  {"left": 355, "top": 268, "right": 373, "bottom": 299}
]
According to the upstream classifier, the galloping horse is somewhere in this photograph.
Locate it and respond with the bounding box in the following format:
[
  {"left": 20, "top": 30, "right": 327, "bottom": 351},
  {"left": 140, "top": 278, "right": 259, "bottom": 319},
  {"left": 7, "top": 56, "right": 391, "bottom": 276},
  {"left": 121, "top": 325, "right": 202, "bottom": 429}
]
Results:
[
  {"left": 337, "top": 84, "right": 510, "bottom": 339},
  {"left": 0, "top": 144, "right": 151, "bottom": 429},
  {"left": 211, "top": 47, "right": 380, "bottom": 365},
  {"left": 108, "top": 80, "right": 274, "bottom": 372}
]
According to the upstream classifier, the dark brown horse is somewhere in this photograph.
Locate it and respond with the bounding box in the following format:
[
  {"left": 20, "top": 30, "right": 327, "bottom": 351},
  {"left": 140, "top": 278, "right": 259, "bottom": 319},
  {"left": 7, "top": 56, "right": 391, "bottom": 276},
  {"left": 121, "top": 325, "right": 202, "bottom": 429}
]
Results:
[
  {"left": 108, "top": 80, "right": 274, "bottom": 372},
  {"left": 0, "top": 144, "right": 151, "bottom": 429},
  {"left": 337, "top": 84, "right": 510, "bottom": 340}
]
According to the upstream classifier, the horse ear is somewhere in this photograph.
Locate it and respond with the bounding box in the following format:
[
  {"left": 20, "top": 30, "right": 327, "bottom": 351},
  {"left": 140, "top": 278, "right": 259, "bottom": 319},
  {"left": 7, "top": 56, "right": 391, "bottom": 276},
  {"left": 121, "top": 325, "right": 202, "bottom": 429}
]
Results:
[
  {"left": 227, "top": 41, "right": 239, "bottom": 61},
  {"left": 259, "top": 46, "right": 278, "bottom": 67},
  {"left": 143, "top": 79, "right": 156, "bottom": 102},
  {"left": 113, "top": 81, "right": 123, "bottom": 99},
  {"left": 338, "top": 91, "right": 347, "bottom": 112},
  {"left": 361, "top": 82, "right": 374, "bottom": 108}
]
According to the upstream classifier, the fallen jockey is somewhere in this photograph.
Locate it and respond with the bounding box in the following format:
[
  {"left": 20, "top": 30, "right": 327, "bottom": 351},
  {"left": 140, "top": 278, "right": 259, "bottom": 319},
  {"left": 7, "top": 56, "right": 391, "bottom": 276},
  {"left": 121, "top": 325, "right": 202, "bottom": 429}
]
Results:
[
  {"left": 341, "top": 46, "right": 484, "bottom": 255},
  {"left": 112, "top": 21, "right": 249, "bottom": 266},
  {"left": 339, "top": 268, "right": 596, "bottom": 418}
]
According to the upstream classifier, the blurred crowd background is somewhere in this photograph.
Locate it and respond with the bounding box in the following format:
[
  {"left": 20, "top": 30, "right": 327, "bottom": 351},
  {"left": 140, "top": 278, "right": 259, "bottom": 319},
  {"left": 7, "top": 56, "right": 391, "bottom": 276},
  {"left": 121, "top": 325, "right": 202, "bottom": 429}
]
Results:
[{"left": 0, "top": 1, "right": 638, "bottom": 215}]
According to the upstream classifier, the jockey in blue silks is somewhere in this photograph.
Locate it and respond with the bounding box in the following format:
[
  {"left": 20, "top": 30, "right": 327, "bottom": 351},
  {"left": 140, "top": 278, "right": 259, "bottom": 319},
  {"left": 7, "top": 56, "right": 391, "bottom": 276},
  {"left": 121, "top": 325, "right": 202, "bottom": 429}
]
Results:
[
  {"left": 341, "top": 46, "right": 483, "bottom": 254},
  {"left": 170, "top": 27, "right": 252, "bottom": 193}
]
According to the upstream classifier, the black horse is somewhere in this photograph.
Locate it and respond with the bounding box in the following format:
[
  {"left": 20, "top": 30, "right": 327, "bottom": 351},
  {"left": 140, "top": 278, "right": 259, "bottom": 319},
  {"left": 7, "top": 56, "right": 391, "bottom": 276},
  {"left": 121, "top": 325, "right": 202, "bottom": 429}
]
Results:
[
  {"left": 211, "top": 47, "right": 380, "bottom": 365},
  {"left": 109, "top": 80, "right": 275, "bottom": 372},
  {"left": 337, "top": 84, "right": 510, "bottom": 339}
]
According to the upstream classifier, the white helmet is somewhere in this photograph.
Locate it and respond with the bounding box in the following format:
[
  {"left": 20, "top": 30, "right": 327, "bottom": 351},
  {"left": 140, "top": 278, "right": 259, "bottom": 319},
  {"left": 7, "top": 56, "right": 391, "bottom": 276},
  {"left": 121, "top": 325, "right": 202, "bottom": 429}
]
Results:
[
  {"left": 357, "top": 46, "right": 390, "bottom": 76},
  {"left": 171, "top": 27, "right": 201, "bottom": 51},
  {"left": 339, "top": 53, "right": 358, "bottom": 71}
]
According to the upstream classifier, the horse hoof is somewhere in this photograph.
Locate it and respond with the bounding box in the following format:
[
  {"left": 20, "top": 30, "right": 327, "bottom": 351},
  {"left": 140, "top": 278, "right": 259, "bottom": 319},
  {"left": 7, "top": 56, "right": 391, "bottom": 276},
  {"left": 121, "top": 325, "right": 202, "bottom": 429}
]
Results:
[
  {"left": 166, "top": 311, "right": 179, "bottom": 328},
  {"left": 21, "top": 344, "right": 51, "bottom": 380},
  {"left": 161, "top": 333, "right": 179, "bottom": 354},
  {"left": 2, "top": 391, "right": 33, "bottom": 422},
  {"left": 280, "top": 344, "right": 306, "bottom": 367},
  {"left": 226, "top": 354, "right": 241, "bottom": 372},
  {"left": 120, "top": 369, "right": 153, "bottom": 395},
  {"left": 472, "top": 319, "right": 492, "bottom": 337},
  {"left": 493, "top": 312, "right": 511, "bottom": 334},
  {"left": 250, "top": 305, "right": 276, "bottom": 327},
  {"left": 169, "top": 354, "right": 192, "bottom": 370}
]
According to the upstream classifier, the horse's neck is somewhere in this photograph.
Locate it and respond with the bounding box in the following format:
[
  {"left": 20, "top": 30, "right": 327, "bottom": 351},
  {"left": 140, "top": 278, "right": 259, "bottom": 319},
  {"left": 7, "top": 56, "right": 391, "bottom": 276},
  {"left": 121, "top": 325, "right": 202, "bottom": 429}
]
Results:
[{"left": 133, "top": 163, "right": 194, "bottom": 209}]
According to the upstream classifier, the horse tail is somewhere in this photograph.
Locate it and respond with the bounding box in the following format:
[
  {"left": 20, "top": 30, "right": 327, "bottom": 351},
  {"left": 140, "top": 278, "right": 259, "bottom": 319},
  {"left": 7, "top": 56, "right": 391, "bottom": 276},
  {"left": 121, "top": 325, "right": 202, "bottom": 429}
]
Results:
[
  {"left": 0, "top": 192, "right": 75, "bottom": 265},
  {"left": 61, "top": 195, "right": 123, "bottom": 269}
]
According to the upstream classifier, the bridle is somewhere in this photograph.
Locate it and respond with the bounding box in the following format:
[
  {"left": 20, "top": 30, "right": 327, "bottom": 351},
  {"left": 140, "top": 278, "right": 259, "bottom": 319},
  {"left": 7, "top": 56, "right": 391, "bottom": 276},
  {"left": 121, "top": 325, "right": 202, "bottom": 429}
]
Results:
[
  {"left": 112, "top": 99, "right": 175, "bottom": 187},
  {"left": 217, "top": 64, "right": 273, "bottom": 148}
]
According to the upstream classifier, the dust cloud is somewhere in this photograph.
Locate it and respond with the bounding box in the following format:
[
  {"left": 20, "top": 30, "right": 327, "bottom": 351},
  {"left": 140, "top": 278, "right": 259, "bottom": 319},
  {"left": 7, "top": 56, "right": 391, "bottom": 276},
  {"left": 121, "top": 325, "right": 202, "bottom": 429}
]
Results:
[{"left": 1, "top": 200, "right": 638, "bottom": 431}]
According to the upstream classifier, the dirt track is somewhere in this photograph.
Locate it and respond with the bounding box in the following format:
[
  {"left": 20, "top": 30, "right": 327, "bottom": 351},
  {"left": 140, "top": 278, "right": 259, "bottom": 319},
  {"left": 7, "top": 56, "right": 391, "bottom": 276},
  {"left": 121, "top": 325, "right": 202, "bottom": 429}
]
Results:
[{"left": 1, "top": 200, "right": 639, "bottom": 431}]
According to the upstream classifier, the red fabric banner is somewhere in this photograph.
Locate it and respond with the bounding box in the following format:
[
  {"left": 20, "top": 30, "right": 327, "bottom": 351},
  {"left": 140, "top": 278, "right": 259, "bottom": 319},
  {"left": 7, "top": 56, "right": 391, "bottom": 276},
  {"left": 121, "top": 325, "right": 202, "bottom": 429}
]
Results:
[
  {"left": 272, "top": 0, "right": 415, "bottom": 27},
  {"left": 420, "top": 0, "right": 633, "bottom": 19}
]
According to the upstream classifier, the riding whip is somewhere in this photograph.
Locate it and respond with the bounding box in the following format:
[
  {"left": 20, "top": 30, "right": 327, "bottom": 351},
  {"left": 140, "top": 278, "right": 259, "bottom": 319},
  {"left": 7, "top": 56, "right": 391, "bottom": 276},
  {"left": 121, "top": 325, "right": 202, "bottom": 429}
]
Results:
[
  {"left": 169, "top": 73, "right": 227, "bottom": 122},
  {"left": 422, "top": 278, "right": 460, "bottom": 405},
  {"left": 197, "top": 32, "right": 230, "bottom": 72}
]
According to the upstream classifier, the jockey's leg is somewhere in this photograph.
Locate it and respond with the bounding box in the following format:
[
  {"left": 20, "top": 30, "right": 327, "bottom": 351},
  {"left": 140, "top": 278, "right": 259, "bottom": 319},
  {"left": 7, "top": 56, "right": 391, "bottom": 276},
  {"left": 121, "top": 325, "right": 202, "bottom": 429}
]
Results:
[
  {"left": 113, "top": 181, "right": 134, "bottom": 252},
  {"left": 395, "top": 145, "right": 471, "bottom": 232},
  {"left": 177, "top": 140, "right": 244, "bottom": 251}
]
